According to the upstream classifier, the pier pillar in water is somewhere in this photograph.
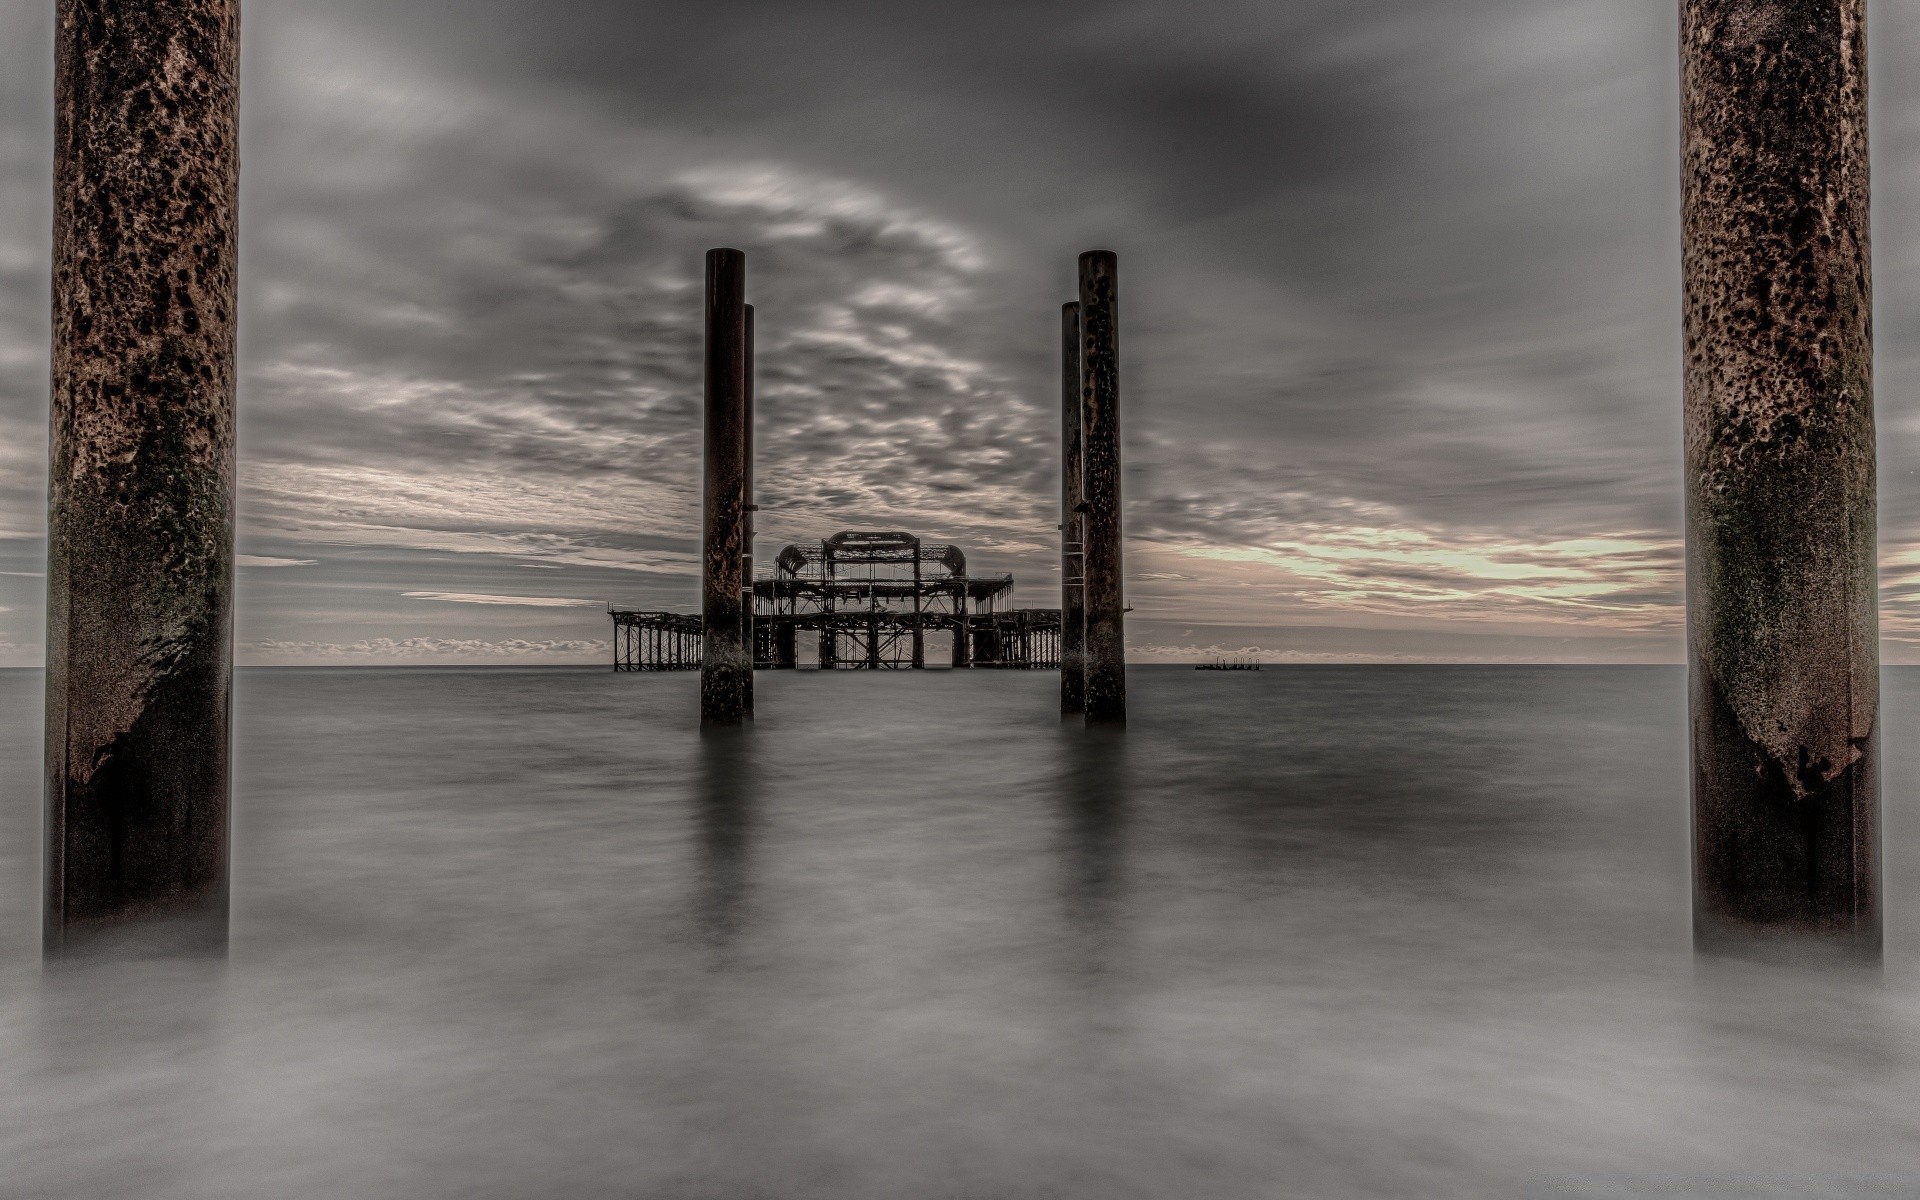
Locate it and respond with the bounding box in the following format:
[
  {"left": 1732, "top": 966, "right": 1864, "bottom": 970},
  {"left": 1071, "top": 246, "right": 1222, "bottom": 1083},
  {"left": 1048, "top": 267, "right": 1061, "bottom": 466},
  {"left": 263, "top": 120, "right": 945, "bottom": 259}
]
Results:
[
  {"left": 1060, "top": 301, "right": 1087, "bottom": 716},
  {"left": 702, "top": 249, "right": 750, "bottom": 726},
  {"left": 46, "top": 0, "right": 240, "bottom": 955},
  {"left": 1682, "top": 0, "right": 1878, "bottom": 956},
  {"left": 1078, "top": 252, "right": 1126, "bottom": 725},
  {"left": 741, "top": 304, "right": 756, "bottom": 706}
]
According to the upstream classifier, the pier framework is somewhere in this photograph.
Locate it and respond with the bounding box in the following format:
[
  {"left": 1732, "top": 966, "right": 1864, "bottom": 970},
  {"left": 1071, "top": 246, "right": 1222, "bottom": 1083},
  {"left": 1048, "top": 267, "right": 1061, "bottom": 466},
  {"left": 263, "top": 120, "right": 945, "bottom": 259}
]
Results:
[{"left": 612, "top": 530, "right": 1059, "bottom": 671}]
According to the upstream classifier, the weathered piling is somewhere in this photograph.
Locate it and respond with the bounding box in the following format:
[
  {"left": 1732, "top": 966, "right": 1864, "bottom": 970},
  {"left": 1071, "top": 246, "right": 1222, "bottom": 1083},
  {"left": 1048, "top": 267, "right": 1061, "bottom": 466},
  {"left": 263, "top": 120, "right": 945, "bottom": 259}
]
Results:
[
  {"left": 1078, "top": 252, "right": 1126, "bottom": 725},
  {"left": 742, "top": 304, "right": 756, "bottom": 711},
  {"left": 45, "top": 0, "right": 240, "bottom": 954},
  {"left": 1682, "top": 0, "right": 1878, "bottom": 956},
  {"left": 1060, "top": 301, "right": 1087, "bottom": 716},
  {"left": 702, "top": 249, "right": 750, "bottom": 725}
]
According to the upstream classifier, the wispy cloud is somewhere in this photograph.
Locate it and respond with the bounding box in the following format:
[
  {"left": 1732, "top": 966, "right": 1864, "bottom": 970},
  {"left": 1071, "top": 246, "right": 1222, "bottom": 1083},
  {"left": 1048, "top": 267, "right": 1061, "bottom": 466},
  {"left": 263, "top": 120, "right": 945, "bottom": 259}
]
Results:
[
  {"left": 244, "top": 637, "right": 607, "bottom": 663},
  {"left": 402, "top": 592, "right": 602, "bottom": 607},
  {"left": 238, "top": 555, "right": 319, "bottom": 568}
]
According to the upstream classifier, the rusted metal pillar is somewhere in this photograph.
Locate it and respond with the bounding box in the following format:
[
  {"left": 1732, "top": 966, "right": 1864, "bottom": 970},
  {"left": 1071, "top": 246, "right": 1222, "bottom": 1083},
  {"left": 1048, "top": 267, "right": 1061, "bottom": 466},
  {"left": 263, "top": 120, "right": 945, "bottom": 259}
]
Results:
[
  {"left": 1079, "top": 251, "right": 1126, "bottom": 725},
  {"left": 741, "top": 304, "right": 757, "bottom": 703},
  {"left": 1682, "top": 0, "right": 1877, "bottom": 957},
  {"left": 46, "top": 0, "right": 240, "bottom": 955},
  {"left": 953, "top": 574, "right": 971, "bottom": 668},
  {"left": 1060, "top": 301, "right": 1087, "bottom": 715},
  {"left": 701, "top": 248, "right": 749, "bottom": 726}
]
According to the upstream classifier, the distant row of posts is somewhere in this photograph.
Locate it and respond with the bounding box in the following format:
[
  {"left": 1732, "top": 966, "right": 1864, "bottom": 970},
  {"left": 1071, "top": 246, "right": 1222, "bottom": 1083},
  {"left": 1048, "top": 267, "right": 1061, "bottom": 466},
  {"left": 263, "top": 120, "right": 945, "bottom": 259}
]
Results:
[
  {"left": 39, "top": 1, "right": 1882, "bottom": 959},
  {"left": 1062, "top": 252, "right": 1127, "bottom": 726}
]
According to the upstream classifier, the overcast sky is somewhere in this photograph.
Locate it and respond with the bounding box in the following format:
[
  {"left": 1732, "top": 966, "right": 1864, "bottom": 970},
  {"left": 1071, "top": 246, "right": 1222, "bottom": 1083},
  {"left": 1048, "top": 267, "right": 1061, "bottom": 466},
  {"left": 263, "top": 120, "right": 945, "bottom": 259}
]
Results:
[{"left": 1, "top": 0, "right": 1918, "bottom": 664}]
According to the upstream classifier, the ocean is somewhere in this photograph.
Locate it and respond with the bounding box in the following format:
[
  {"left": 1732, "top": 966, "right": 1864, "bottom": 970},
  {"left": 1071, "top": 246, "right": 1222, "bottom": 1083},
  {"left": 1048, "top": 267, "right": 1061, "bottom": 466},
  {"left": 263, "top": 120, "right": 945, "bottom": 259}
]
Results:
[{"left": 3, "top": 665, "right": 1920, "bottom": 1198}]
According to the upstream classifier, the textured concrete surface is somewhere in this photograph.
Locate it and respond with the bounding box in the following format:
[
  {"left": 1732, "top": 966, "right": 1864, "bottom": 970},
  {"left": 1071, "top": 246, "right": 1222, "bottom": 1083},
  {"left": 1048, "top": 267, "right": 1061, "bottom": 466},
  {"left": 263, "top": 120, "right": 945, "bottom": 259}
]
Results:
[
  {"left": 1078, "top": 252, "right": 1126, "bottom": 726},
  {"left": 1681, "top": 0, "right": 1877, "bottom": 951},
  {"left": 46, "top": 0, "right": 239, "bottom": 951},
  {"left": 701, "top": 248, "right": 749, "bottom": 726}
]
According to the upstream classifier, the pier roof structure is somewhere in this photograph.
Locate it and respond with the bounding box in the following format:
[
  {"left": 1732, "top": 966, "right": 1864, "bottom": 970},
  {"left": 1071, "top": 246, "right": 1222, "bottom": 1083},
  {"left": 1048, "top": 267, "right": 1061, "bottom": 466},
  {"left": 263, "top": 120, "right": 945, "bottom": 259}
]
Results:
[{"left": 612, "top": 529, "right": 1052, "bottom": 671}]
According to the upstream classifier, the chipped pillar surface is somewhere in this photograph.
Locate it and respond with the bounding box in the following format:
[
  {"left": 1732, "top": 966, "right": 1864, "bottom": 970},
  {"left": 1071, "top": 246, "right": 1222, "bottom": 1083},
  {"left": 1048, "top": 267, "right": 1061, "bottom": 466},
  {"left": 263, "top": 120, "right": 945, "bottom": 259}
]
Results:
[
  {"left": 1060, "top": 301, "right": 1087, "bottom": 717},
  {"left": 1682, "top": 0, "right": 1878, "bottom": 955},
  {"left": 741, "top": 304, "right": 756, "bottom": 707},
  {"left": 1079, "top": 252, "right": 1126, "bottom": 726},
  {"left": 702, "top": 249, "right": 749, "bottom": 726},
  {"left": 46, "top": 0, "right": 240, "bottom": 954}
]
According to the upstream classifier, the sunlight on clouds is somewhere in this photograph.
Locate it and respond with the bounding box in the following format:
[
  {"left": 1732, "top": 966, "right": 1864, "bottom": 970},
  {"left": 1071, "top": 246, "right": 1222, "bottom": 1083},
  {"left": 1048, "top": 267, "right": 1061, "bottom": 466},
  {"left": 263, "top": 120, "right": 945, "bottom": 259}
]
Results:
[
  {"left": 1185, "top": 525, "right": 1679, "bottom": 631},
  {"left": 676, "top": 165, "right": 986, "bottom": 273},
  {"left": 244, "top": 637, "right": 607, "bottom": 664}
]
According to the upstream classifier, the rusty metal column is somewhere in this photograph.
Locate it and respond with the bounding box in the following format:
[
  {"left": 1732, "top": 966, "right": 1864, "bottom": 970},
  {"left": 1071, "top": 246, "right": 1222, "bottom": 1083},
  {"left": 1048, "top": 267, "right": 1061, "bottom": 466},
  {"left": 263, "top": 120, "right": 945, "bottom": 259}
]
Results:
[
  {"left": 701, "top": 248, "right": 749, "bottom": 725},
  {"left": 1079, "top": 251, "right": 1126, "bottom": 725},
  {"left": 911, "top": 543, "right": 925, "bottom": 668},
  {"left": 1683, "top": 0, "right": 1877, "bottom": 956},
  {"left": 741, "top": 304, "right": 756, "bottom": 706},
  {"left": 1060, "top": 301, "right": 1087, "bottom": 715},
  {"left": 46, "top": 0, "right": 240, "bottom": 955},
  {"left": 953, "top": 574, "right": 971, "bottom": 668}
]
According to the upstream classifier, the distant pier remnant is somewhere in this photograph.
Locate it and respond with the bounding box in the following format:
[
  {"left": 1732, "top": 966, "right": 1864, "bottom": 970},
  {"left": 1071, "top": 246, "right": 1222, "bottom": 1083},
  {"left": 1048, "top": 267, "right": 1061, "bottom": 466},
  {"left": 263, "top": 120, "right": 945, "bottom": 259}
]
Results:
[
  {"left": 754, "top": 531, "right": 1056, "bottom": 669},
  {"left": 1682, "top": 0, "right": 1878, "bottom": 955},
  {"left": 1060, "top": 301, "right": 1087, "bottom": 716},
  {"left": 612, "top": 611, "right": 702, "bottom": 670},
  {"left": 1078, "top": 251, "right": 1126, "bottom": 725},
  {"left": 702, "top": 249, "right": 751, "bottom": 725},
  {"left": 45, "top": 0, "right": 239, "bottom": 954}
]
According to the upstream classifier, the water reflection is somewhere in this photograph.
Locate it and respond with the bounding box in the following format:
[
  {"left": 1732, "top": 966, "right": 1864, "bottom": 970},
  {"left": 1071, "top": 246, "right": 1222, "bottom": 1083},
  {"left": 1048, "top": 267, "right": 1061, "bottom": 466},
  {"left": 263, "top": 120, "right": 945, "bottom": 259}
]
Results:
[
  {"left": 1056, "top": 724, "right": 1128, "bottom": 985},
  {"left": 693, "top": 727, "right": 757, "bottom": 957},
  {"left": 2, "top": 666, "right": 1920, "bottom": 1196}
]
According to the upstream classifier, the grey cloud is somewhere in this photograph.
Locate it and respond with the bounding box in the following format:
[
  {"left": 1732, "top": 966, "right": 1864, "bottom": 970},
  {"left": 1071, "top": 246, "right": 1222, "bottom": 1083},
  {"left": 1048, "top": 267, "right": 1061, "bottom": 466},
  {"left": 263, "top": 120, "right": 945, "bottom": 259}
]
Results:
[{"left": 0, "top": 0, "right": 1915, "bottom": 660}]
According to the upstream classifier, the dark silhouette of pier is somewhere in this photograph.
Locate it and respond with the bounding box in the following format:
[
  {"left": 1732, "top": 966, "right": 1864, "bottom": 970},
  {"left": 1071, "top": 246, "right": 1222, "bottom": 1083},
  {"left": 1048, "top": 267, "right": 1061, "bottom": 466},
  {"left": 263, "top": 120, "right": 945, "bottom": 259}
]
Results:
[{"left": 613, "top": 529, "right": 1060, "bottom": 671}]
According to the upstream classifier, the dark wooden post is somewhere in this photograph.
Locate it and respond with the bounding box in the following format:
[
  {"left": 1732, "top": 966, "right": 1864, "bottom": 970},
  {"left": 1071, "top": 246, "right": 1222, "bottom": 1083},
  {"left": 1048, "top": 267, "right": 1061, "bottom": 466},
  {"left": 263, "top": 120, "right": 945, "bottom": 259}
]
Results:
[
  {"left": 46, "top": 0, "right": 240, "bottom": 955},
  {"left": 1060, "top": 301, "right": 1087, "bottom": 715},
  {"left": 1079, "top": 251, "right": 1126, "bottom": 725},
  {"left": 1683, "top": 0, "right": 1877, "bottom": 956},
  {"left": 741, "top": 304, "right": 757, "bottom": 704},
  {"left": 701, "top": 248, "right": 749, "bottom": 726}
]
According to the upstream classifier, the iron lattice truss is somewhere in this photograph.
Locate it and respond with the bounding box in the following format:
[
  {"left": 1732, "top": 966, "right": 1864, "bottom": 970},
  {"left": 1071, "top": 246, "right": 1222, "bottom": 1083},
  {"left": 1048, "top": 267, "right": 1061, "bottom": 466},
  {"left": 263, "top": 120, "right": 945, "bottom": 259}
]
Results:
[
  {"left": 610, "top": 530, "right": 1060, "bottom": 670},
  {"left": 609, "top": 610, "right": 702, "bottom": 671}
]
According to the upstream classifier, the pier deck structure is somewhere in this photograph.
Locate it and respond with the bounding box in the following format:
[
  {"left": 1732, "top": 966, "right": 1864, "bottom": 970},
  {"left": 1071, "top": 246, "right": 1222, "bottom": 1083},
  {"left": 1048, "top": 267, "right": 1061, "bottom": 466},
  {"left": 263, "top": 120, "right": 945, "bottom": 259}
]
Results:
[{"left": 612, "top": 530, "right": 1059, "bottom": 671}]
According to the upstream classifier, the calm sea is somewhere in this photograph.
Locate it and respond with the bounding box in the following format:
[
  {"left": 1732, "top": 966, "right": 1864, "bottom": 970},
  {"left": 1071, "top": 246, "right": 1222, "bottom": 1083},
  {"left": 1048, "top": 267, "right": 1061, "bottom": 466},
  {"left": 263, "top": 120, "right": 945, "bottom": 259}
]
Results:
[{"left": 3, "top": 665, "right": 1920, "bottom": 1198}]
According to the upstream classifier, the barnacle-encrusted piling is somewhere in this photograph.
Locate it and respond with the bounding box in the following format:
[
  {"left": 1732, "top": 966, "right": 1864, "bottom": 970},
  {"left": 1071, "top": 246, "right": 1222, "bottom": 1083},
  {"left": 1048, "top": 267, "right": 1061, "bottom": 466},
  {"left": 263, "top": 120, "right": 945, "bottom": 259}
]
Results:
[
  {"left": 1079, "top": 252, "right": 1126, "bottom": 725},
  {"left": 1061, "top": 301, "right": 1087, "bottom": 717},
  {"left": 1682, "top": 0, "right": 1878, "bottom": 956},
  {"left": 702, "top": 249, "right": 750, "bottom": 726},
  {"left": 46, "top": 0, "right": 240, "bottom": 954}
]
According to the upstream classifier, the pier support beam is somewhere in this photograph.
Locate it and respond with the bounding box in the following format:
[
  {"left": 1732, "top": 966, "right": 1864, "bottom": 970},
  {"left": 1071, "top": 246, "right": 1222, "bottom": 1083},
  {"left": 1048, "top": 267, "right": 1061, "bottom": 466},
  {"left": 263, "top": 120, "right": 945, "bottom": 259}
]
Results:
[
  {"left": 1061, "top": 301, "right": 1087, "bottom": 716},
  {"left": 46, "top": 0, "right": 240, "bottom": 955},
  {"left": 1079, "top": 251, "right": 1126, "bottom": 725},
  {"left": 742, "top": 304, "right": 756, "bottom": 708},
  {"left": 1682, "top": 0, "right": 1878, "bottom": 956},
  {"left": 701, "top": 249, "right": 750, "bottom": 726}
]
